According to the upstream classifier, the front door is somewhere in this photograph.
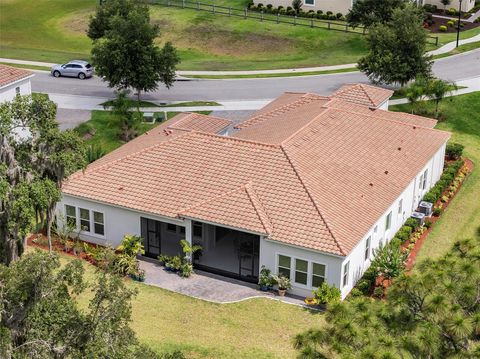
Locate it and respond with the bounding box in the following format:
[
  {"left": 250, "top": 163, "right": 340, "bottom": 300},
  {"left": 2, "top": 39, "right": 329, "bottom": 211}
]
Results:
[{"left": 141, "top": 217, "right": 161, "bottom": 258}]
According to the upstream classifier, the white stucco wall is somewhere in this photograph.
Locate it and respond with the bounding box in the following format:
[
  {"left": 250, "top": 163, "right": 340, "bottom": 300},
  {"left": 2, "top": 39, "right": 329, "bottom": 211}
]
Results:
[
  {"left": 0, "top": 78, "right": 32, "bottom": 103},
  {"left": 57, "top": 194, "right": 187, "bottom": 248},
  {"left": 259, "top": 237, "right": 344, "bottom": 297}
]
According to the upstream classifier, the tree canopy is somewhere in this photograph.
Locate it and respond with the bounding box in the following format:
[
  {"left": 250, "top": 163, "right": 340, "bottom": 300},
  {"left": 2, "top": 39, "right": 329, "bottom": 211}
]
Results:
[
  {"left": 0, "top": 95, "right": 85, "bottom": 265},
  {"left": 89, "top": 0, "right": 180, "bottom": 101},
  {"left": 346, "top": 0, "right": 408, "bottom": 28},
  {"left": 357, "top": 4, "right": 433, "bottom": 86},
  {"left": 0, "top": 250, "right": 166, "bottom": 358},
  {"left": 294, "top": 236, "right": 480, "bottom": 358}
]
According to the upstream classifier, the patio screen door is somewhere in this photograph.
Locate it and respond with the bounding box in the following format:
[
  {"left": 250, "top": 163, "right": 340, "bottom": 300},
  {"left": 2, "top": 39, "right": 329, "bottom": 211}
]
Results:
[{"left": 141, "top": 217, "right": 161, "bottom": 258}]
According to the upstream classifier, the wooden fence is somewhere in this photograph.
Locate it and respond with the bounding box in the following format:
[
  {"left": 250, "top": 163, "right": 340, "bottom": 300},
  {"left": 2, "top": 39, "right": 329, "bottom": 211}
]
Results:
[{"left": 149, "top": 0, "right": 439, "bottom": 45}]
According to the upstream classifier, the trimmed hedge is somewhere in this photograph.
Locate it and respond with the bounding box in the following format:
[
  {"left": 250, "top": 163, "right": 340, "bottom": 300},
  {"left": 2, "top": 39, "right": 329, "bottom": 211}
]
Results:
[
  {"left": 446, "top": 142, "right": 464, "bottom": 160},
  {"left": 422, "top": 158, "right": 464, "bottom": 204}
]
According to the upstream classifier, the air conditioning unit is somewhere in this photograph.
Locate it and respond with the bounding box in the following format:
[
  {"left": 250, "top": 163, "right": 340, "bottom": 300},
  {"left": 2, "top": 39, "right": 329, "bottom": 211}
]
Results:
[
  {"left": 418, "top": 201, "right": 433, "bottom": 216},
  {"left": 411, "top": 212, "right": 426, "bottom": 226}
]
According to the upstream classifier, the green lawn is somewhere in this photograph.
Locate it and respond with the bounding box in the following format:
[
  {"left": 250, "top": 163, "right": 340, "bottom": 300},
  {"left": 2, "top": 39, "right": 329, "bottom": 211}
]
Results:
[
  {"left": 1, "top": 0, "right": 479, "bottom": 70},
  {"left": 74, "top": 110, "right": 210, "bottom": 153},
  {"left": 432, "top": 40, "right": 480, "bottom": 60},
  {"left": 390, "top": 92, "right": 480, "bottom": 260},
  {"left": 1, "top": 0, "right": 364, "bottom": 70},
  {"left": 52, "top": 251, "right": 323, "bottom": 358}
]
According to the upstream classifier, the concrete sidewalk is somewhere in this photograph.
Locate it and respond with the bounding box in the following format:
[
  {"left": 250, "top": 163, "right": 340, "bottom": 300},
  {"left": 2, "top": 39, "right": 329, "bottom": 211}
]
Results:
[
  {"left": 48, "top": 92, "right": 272, "bottom": 112},
  {"left": 1, "top": 33, "right": 478, "bottom": 76}
]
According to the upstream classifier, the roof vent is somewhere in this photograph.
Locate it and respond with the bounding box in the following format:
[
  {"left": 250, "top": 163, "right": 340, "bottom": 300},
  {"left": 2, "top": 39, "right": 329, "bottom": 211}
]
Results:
[
  {"left": 385, "top": 170, "right": 389, "bottom": 175},
  {"left": 369, "top": 182, "right": 373, "bottom": 187},
  {"left": 398, "top": 147, "right": 402, "bottom": 151},
  {"left": 413, "top": 126, "right": 416, "bottom": 129},
  {"left": 118, "top": 186, "right": 124, "bottom": 191}
]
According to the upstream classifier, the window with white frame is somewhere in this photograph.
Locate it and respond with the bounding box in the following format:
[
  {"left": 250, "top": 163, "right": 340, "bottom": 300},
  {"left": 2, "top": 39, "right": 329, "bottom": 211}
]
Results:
[
  {"left": 295, "top": 258, "right": 308, "bottom": 285},
  {"left": 422, "top": 169, "right": 428, "bottom": 189},
  {"left": 93, "top": 211, "right": 104, "bottom": 236},
  {"left": 193, "top": 221, "right": 203, "bottom": 237},
  {"left": 278, "top": 255, "right": 291, "bottom": 278},
  {"left": 65, "top": 205, "right": 76, "bottom": 227},
  {"left": 79, "top": 208, "right": 90, "bottom": 232},
  {"left": 304, "top": 0, "right": 314, "bottom": 4},
  {"left": 419, "top": 173, "right": 424, "bottom": 189},
  {"left": 365, "top": 236, "right": 371, "bottom": 261},
  {"left": 398, "top": 199, "right": 403, "bottom": 215},
  {"left": 342, "top": 261, "right": 349, "bottom": 287},
  {"left": 385, "top": 211, "right": 392, "bottom": 231},
  {"left": 166, "top": 223, "right": 177, "bottom": 233},
  {"left": 312, "top": 262, "right": 326, "bottom": 287}
]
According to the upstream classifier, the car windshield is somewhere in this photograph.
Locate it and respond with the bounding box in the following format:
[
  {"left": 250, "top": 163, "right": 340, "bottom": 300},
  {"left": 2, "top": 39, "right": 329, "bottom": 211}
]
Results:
[{"left": 85, "top": 64, "right": 92, "bottom": 69}]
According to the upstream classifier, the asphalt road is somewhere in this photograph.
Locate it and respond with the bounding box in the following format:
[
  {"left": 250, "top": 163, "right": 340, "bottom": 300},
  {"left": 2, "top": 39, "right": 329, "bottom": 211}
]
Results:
[{"left": 31, "top": 50, "right": 480, "bottom": 102}]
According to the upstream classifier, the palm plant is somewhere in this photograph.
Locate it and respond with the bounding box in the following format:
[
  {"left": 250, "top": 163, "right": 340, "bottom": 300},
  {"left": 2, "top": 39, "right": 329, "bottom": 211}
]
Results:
[{"left": 426, "top": 78, "right": 457, "bottom": 118}]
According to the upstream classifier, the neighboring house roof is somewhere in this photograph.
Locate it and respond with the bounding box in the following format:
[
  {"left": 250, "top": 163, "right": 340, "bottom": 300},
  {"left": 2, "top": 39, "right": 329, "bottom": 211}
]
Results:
[
  {"left": 332, "top": 83, "right": 394, "bottom": 108},
  {"left": 63, "top": 86, "right": 450, "bottom": 257},
  {"left": 0, "top": 64, "right": 34, "bottom": 89}
]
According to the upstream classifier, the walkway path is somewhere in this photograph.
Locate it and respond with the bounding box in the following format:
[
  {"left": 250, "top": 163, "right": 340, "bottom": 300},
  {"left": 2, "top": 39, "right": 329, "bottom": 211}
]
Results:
[
  {"left": 139, "top": 258, "right": 313, "bottom": 307},
  {"left": 432, "top": 8, "right": 480, "bottom": 23},
  {"left": 1, "top": 32, "right": 478, "bottom": 76},
  {"left": 428, "top": 34, "right": 480, "bottom": 56}
]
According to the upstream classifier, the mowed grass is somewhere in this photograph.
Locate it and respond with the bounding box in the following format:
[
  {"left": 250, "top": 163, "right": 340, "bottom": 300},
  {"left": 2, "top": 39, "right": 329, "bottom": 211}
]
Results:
[
  {"left": 1, "top": 0, "right": 367, "bottom": 70},
  {"left": 390, "top": 92, "right": 480, "bottom": 260},
  {"left": 51, "top": 252, "right": 323, "bottom": 358}
]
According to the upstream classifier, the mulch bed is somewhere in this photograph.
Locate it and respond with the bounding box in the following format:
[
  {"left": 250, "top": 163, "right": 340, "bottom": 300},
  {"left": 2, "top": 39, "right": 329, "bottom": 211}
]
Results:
[
  {"left": 402, "top": 158, "right": 473, "bottom": 271},
  {"left": 426, "top": 16, "right": 479, "bottom": 33}
]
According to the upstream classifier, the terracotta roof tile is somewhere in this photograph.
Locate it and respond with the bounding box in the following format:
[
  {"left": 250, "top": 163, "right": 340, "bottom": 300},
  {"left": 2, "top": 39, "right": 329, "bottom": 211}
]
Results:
[
  {"left": 168, "top": 112, "right": 231, "bottom": 133},
  {"left": 0, "top": 65, "right": 33, "bottom": 88},
  {"left": 332, "top": 83, "right": 393, "bottom": 108}
]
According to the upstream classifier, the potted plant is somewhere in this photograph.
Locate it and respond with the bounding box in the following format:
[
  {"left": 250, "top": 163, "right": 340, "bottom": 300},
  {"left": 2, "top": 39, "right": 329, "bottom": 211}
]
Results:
[
  {"left": 170, "top": 255, "right": 182, "bottom": 272},
  {"left": 180, "top": 263, "right": 193, "bottom": 278},
  {"left": 258, "top": 265, "right": 273, "bottom": 291},
  {"left": 273, "top": 274, "right": 291, "bottom": 296}
]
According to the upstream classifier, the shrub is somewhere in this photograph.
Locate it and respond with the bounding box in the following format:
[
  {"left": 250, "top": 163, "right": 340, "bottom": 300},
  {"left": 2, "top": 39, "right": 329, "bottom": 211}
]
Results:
[
  {"left": 257, "top": 3, "right": 263, "bottom": 8},
  {"left": 433, "top": 207, "right": 442, "bottom": 216},
  {"left": 247, "top": 1, "right": 254, "bottom": 8},
  {"left": 336, "top": 12, "right": 343, "bottom": 19},
  {"left": 447, "top": 20, "right": 454, "bottom": 27},
  {"left": 373, "top": 286, "right": 384, "bottom": 298},
  {"left": 286, "top": 6, "right": 292, "bottom": 11},
  {"left": 312, "top": 282, "right": 341, "bottom": 305},
  {"left": 356, "top": 279, "right": 372, "bottom": 294},
  {"left": 424, "top": 219, "right": 433, "bottom": 229},
  {"left": 328, "top": 14, "right": 336, "bottom": 20},
  {"left": 446, "top": 142, "right": 464, "bottom": 160},
  {"left": 266, "top": 3, "right": 273, "bottom": 9},
  {"left": 372, "top": 243, "right": 408, "bottom": 280},
  {"left": 423, "top": 192, "right": 438, "bottom": 203},
  {"left": 423, "top": 4, "right": 437, "bottom": 12},
  {"left": 405, "top": 218, "right": 419, "bottom": 231},
  {"left": 349, "top": 288, "right": 363, "bottom": 298},
  {"left": 326, "top": 11, "right": 333, "bottom": 15},
  {"left": 439, "top": 25, "right": 447, "bottom": 32},
  {"left": 316, "top": 10, "right": 323, "bottom": 14},
  {"left": 448, "top": 8, "right": 457, "bottom": 15}
]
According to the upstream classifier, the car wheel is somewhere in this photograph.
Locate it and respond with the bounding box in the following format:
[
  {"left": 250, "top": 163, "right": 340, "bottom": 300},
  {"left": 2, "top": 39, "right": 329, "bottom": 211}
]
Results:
[
  {"left": 78, "top": 72, "right": 86, "bottom": 80},
  {"left": 53, "top": 70, "right": 61, "bottom": 78}
]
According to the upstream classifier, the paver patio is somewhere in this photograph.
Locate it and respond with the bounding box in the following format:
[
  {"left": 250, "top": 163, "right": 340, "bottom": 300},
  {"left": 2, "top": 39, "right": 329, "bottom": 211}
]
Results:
[{"left": 139, "top": 257, "right": 310, "bottom": 307}]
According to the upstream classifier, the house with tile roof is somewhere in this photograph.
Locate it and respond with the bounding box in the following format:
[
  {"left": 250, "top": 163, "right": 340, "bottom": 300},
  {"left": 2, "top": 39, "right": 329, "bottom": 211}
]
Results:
[
  {"left": 0, "top": 64, "right": 34, "bottom": 103},
  {"left": 59, "top": 84, "right": 450, "bottom": 299}
]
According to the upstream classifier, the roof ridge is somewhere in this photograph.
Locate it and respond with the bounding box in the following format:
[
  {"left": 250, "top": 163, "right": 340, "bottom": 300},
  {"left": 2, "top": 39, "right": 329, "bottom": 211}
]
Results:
[
  {"left": 189, "top": 130, "right": 280, "bottom": 148},
  {"left": 178, "top": 182, "right": 273, "bottom": 235},
  {"left": 234, "top": 94, "right": 325, "bottom": 130},
  {"left": 328, "top": 106, "right": 441, "bottom": 131},
  {"left": 358, "top": 84, "right": 376, "bottom": 107},
  {"left": 244, "top": 182, "right": 274, "bottom": 235},
  {"left": 280, "top": 145, "right": 346, "bottom": 256}
]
